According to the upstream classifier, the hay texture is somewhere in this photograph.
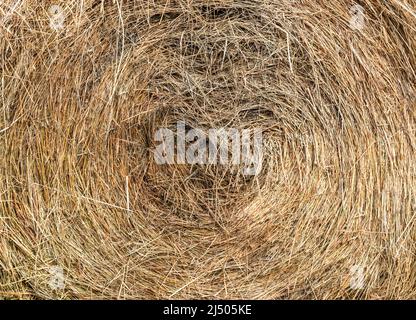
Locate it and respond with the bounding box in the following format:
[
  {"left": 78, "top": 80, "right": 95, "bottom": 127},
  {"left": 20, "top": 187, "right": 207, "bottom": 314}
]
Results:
[{"left": 0, "top": 0, "right": 415, "bottom": 299}]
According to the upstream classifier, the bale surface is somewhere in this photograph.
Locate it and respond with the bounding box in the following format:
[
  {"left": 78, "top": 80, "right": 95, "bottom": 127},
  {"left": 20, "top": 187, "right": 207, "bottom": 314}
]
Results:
[{"left": 0, "top": 0, "right": 415, "bottom": 299}]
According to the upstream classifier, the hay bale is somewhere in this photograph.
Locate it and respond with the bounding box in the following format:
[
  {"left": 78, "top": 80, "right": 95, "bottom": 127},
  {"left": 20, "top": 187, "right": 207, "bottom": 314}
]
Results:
[{"left": 0, "top": 0, "right": 415, "bottom": 299}]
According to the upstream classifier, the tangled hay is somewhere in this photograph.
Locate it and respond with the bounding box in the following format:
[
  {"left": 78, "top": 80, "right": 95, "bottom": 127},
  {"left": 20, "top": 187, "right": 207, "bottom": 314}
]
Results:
[{"left": 0, "top": 0, "right": 415, "bottom": 299}]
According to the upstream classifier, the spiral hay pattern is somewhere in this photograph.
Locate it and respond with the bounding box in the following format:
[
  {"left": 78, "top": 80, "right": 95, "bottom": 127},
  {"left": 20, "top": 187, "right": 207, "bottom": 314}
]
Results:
[{"left": 0, "top": 0, "right": 415, "bottom": 299}]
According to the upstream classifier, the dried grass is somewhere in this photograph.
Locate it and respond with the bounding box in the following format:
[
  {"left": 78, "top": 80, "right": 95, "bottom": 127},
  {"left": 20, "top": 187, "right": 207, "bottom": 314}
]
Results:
[{"left": 0, "top": 0, "right": 415, "bottom": 299}]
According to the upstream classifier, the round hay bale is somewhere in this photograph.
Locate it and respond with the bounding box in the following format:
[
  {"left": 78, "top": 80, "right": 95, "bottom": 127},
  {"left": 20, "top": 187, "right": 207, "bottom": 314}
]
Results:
[{"left": 0, "top": 0, "right": 415, "bottom": 299}]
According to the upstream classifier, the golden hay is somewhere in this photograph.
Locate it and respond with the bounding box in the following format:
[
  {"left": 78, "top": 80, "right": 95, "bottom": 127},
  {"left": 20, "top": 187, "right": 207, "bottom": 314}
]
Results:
[{"left": 0, "top": 0, "right": 415, "bottom": 299}]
